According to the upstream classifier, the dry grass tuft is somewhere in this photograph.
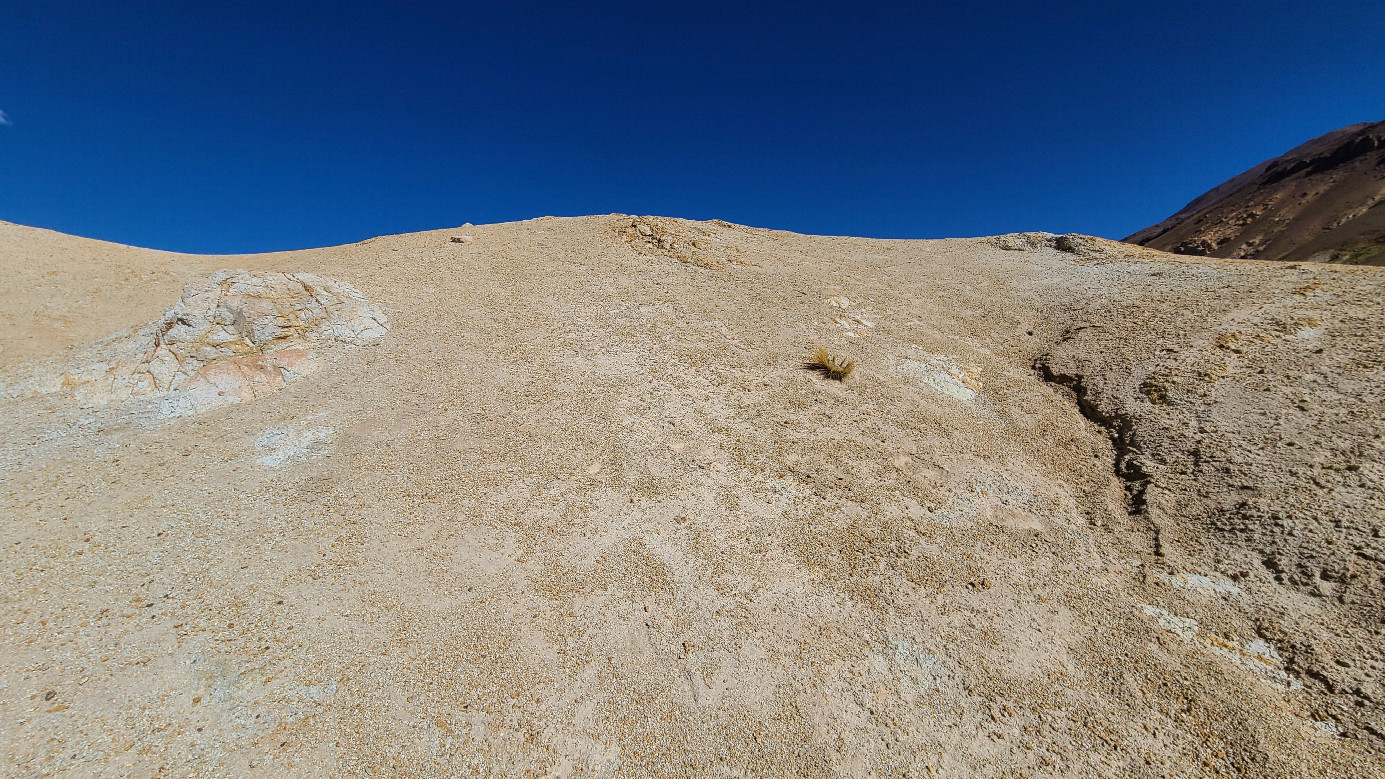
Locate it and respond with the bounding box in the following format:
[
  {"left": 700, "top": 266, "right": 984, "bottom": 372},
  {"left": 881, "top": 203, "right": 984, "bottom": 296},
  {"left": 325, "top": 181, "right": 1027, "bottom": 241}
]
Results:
[{"left": 809, "top": 346, "right": 855, "bottom": 381}]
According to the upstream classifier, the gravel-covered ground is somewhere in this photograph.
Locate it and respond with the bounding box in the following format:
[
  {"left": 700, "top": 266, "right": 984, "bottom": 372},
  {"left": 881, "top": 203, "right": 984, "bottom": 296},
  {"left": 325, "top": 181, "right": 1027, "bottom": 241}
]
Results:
[{"left": 1, "top": 216, "right": 1380, "bottom": 777}]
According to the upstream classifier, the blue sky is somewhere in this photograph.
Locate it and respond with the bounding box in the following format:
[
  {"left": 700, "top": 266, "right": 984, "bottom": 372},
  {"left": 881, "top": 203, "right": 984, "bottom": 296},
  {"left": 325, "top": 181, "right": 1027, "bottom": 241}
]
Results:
[{"left": 2, "top": 1, "right": 1382, "bottom": 254}]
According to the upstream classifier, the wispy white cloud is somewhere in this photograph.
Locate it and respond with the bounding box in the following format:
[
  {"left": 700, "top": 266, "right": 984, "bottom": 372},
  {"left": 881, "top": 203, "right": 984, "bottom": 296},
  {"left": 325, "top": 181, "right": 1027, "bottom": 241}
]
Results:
[{"left": 0, "top": 110, "right": 10, "bottom": 126}]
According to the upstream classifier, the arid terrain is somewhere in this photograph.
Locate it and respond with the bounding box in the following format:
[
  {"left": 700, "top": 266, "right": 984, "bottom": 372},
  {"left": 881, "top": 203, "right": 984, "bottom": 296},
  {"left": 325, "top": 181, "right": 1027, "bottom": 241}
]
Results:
[
  {"left": 1126, "top": 120, "right": 1385, "bottom": 265},
  {"left": 1, "top": 216, "right": 1381, "bottom": 777}
]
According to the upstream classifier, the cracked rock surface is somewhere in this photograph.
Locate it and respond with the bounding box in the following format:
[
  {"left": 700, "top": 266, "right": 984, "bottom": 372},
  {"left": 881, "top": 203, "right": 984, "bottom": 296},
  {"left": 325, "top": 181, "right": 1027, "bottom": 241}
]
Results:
[{"left": 2, "top": 269, "right": 388, "bottom": 417}]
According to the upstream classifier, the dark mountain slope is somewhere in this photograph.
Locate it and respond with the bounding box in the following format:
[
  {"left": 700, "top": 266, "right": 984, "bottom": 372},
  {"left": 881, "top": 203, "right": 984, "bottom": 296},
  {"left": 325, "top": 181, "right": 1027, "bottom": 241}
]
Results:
[{"left": 1127, "top": 120, "right": 1385, "bottom": 265}]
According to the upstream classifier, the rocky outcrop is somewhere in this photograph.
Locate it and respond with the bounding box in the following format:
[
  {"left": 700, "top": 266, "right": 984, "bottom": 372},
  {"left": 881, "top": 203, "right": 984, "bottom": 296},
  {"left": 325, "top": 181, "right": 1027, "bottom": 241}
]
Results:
[
  {"left": 1035, "top": 266, "right": 1385, "bottom": 744},
  {"left": 989, "top": 231, "right": 1140, "bottom": 259},
  {"left": 0, "top": 269, "right": 388, "bottom": 417}
]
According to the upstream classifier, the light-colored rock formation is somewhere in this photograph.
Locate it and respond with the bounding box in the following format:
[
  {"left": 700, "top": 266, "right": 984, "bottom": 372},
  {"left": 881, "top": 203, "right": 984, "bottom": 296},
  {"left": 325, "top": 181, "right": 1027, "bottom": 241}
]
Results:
[{"left": 1, "top": 269, "right": 388, "bottom": 417}]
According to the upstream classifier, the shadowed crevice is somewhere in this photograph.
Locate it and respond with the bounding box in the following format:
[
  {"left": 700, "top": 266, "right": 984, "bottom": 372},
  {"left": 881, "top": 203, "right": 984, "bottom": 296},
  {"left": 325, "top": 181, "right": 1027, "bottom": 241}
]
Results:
[{"left": 1034, "top": 356, "right": 1154, "bottom": 528}]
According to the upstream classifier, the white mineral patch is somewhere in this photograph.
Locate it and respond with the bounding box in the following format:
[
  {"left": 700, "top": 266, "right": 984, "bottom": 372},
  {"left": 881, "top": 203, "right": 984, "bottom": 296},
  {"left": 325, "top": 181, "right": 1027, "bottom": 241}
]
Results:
[
  {"left": 1161, "top": 572, "right": 1243, "bottom": 596},
  {"left": 872, "top": 637, "right": 948, "bottom": 696},
  {"left": 1141, "top": 605, "right": 1199, "bottom": 641},
  {"left": 898, "top": 356, "right": 981, "bottom": 402},
  {"left": 1141, "top": 605, "right": 1300, "bottom": 690},
  {"left": 924, "top": 473, "right": 1069, "bottom": 530},
  {"left": 826, "top": 296, "right": 851, "bottom": 308},
  {"left": 1207, "top": 638, "right": 1301, "bottom": 691},
  {"left": 256, "top": 426, "right": 334, "bottom": 467},
  {"left": 832, "top": 313, "right": 874, "bottom": 329}
]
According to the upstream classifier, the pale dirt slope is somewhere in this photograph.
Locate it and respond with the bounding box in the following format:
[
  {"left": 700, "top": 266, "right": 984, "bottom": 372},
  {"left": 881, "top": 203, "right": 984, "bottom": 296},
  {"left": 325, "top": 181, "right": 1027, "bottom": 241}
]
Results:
[{"left": 0, "top": 216, "right": 1381, "bottom": 777}]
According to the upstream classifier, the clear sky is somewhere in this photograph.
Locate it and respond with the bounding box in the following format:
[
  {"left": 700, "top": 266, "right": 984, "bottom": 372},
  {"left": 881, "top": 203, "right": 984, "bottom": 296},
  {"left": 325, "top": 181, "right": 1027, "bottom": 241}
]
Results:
[{"left": 2, "top": 1, "right": 1382, "bottom": 254}]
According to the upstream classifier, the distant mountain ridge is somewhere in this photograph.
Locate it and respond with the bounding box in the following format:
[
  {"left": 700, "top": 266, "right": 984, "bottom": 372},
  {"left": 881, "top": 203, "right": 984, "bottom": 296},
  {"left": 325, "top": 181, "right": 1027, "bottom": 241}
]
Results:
[{"left": 1126, "top": 120, "right": 1385, "bottom": 265}]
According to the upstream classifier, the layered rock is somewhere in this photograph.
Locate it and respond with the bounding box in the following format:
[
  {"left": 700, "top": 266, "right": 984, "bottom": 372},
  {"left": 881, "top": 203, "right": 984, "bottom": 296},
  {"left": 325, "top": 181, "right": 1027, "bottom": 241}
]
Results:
[{"left": 0, "top": 269, "right": 388, "bottom": 416}]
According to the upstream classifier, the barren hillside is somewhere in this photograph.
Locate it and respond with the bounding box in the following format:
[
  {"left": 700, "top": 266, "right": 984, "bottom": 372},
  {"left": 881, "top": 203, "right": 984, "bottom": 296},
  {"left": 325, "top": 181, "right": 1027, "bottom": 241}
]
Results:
[
  {"left": 1, "top": 217, "right": 1381, "bottom": 777},
  {"left": 1126, "top": 120, "right": 1385, "bottom": 265}
]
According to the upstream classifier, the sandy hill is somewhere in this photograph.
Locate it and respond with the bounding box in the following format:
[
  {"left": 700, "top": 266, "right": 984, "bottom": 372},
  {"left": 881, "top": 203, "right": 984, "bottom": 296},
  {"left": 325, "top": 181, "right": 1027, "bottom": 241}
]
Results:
[
  {"left": 1126, "top": 120, "right": 1385, "bottom": 265},
  {"left": 0, "top": 217, "right": 1382, "bottom": 777}
]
